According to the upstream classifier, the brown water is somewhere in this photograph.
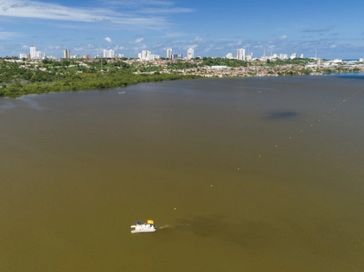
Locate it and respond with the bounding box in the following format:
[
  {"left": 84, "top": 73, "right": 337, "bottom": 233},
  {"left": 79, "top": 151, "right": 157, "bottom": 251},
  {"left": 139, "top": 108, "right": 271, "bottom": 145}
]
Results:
[{"left": 1, "top": 76, "right": 364, "bottom": 272}]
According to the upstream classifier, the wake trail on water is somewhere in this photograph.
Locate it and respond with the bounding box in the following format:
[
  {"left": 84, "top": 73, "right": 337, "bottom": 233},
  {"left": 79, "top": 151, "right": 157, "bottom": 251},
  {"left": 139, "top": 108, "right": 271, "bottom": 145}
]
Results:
[
  {"left": 158, "top": 225, "right": 173, "bottom": 230},
  {"left": 158, "top": 223, "right": 192, "bottom": 230}
]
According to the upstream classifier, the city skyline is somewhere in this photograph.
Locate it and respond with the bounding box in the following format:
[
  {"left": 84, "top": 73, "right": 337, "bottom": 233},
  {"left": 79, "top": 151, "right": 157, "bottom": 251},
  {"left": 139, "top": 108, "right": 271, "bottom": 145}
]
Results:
[
  {"left": 1, "top": 0, "right": 364, "bottom": 59},
  {"left": 20, "top": 45, "right": 314, "bottom": 61}
]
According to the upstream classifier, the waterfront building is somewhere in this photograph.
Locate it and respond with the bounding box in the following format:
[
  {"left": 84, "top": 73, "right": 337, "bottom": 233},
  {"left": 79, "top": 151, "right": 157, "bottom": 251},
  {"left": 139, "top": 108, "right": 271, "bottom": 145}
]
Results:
[
  {"left": 172, "top": 53, "right": 183, "bottom": 60},
  {"left": 166, "top": 48, "right": 173, "bottom": 59},
  {"left": 138, "top": 50, "right": 159, "bottom": 61},
  {"left": 29, "top": 46, "right": 37, "bottom": 59},
  {"left": 279, "top": 54, "right": 288, "bottom": 60},
  {"left": 226, "top": 52, "right": 234, "bottom": 59},
  {"left": 187, "top": 48, "right": 194, "bottom": 60},
  {"left": 63, "top": 49, "right": 71, "bottom": 59},
  {"left": 290, "top": 53, "right": 297, "bottom": 59},
  {"left": 139, "top": 50, "right": 151, "bottom": 61},
  {"left": 19, "top": 53, "right": 28, "bottom": 59},
  {"left": 103, "top": 49, "right": 115, "bottom": 58},
  {"left": 246, "top": 53, "right": 254, "bottom": 61},
  {"left": 237, "top": 48, "right": 246, "bottom": 61},
  {"left": 29, "top": 46, "right": 45, "bottom": 60}
]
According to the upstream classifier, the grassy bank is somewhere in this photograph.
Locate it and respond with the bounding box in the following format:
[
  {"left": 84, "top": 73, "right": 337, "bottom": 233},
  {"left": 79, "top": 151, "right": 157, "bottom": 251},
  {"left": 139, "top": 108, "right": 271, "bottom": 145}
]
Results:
[
  {"left": 0, "top": 59, "right": 200, "bottom": 97},
  {"left": 0, "top": 71, "right": 197, "bottom": 98}
]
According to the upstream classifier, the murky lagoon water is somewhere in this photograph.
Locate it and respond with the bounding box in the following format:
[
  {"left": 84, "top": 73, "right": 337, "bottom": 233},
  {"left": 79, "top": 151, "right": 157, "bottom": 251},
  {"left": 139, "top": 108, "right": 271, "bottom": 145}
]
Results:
[{"left": 1, "top": 76, "right": 364, "bottom": 271}]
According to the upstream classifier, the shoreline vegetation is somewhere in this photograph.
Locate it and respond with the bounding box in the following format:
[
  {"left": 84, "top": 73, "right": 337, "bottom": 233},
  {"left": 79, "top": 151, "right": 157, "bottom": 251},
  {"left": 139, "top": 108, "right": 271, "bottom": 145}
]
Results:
[{"left": 1, "top": 57, "right": 363, "bottom": 98}]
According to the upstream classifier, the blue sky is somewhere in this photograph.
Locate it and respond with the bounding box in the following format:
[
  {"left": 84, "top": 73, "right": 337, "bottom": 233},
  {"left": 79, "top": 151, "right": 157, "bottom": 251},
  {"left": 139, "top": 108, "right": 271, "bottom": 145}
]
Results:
[{"left": 0, "top": 0, "right": 364, "bottom": 58}]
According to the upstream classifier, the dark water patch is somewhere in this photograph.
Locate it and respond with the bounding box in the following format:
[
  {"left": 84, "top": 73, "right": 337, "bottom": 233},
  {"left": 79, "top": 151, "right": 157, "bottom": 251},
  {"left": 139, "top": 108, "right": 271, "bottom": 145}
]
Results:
[
  {"left": 336, "top": 73, "right": 364, "bottom": 80},
  {"left": 0, "top": 100, "right": 16, "bottom": 113},
  {"left": 265, "top": 110, "right": 300, "bottom": 120},
  {"left": 175, "top": 216, "right": 280, "bottom": 250}
]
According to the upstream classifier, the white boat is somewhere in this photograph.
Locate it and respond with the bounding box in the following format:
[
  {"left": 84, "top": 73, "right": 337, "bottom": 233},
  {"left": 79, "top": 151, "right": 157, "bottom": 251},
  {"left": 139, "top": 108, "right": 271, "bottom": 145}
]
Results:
[{"left": 131, "top": 219, "right": 157, "bottom": 234}]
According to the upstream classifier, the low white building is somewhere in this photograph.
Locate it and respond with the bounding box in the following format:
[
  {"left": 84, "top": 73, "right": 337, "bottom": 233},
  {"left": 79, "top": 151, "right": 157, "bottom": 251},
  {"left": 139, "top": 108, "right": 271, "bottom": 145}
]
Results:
[
  {"left": 225, "top": 52, "right": 234, "bottom": 59},
  {"left": 19, "top": 53, "right": 28, "bottom": 59},
  {"left": 211, "top": 65, "right": 229, "bottom": 70},
  {"left": 103, "top": 49, "right": 115, "bottom": 58}
]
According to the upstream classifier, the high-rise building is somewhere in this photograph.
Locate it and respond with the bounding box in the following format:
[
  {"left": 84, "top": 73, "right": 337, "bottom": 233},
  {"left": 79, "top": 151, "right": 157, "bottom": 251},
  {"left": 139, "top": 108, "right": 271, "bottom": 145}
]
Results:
[
  {"left": 103, "top": 49, "right": 115, "bottom": 58},
  {"left": 141, "top": 50, "right": 151, "bottom": 60},
  {"left": 29, "top": 46, "right": 37, "bottom": 59},
  {"left": 29, "top": 46, "right": 45, "bottom": 60},
  {"left": 166, "top": 48, "right": 173, "bottom": 59},
  {"left": 63, "top": 49, "right": 71, "bottom": 59},
  {"left": 236, "top": 48, "right": 246, "bottom": 61},
  {"left": 138, "top": 50, "right": 159, "bottom": 61},
  {"left": 187, "top": 48, "right": 194, "bottom": 60}
]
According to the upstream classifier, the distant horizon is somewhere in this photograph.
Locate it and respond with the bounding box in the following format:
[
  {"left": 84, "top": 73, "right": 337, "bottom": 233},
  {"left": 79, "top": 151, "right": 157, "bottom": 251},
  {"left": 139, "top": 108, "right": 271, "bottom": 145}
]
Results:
[{"left": 1, "top": 0, "right": 364, "bottom": 59}]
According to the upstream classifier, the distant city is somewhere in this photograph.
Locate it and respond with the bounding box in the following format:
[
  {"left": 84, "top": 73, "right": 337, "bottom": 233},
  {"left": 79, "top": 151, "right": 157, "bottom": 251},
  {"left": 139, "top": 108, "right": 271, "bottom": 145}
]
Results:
[
  {"left": 2, "top": 43, "right": 364, "bottom": 98},
  {"left": 16, "top": 46, "right": 364, "bottom": 63}
]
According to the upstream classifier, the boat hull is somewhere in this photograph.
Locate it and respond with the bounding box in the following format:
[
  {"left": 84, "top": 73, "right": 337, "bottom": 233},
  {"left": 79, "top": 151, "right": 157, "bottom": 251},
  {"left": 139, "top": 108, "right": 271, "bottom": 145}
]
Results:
[{"left": 130, "top": 224, "right": 157, "bottom": 234}]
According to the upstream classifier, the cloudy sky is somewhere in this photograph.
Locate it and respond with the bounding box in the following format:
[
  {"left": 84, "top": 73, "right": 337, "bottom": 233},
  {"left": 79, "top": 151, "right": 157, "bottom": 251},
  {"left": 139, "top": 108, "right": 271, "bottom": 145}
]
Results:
[{"left": 0, "top": 0, "right": 364, "bottom": 58}]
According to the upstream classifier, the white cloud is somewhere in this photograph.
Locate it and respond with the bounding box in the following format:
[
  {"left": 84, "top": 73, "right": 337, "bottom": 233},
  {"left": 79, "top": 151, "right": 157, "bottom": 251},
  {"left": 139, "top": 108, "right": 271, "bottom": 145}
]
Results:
[
  {"left": 141, "top": 7, "right": 193, "bottom": 14},
  {"left": 188, "top": 44, "right": 198, "bottom": 49},
  {"left": 0, "top": 31, "right": 18, "bottom": 40},
  {"left": 134, "top": 37, "right": 144, "bottom": 44},
  {"left": 0, "top": 0, "right": 168, "bottom": 28},
  {"left": 113, "top": 45, "right": 125, "bottom": 51},
  {"left": 193, "top": 36, "right": 203, "bottom": 43},
  {"left": 163, "top": 31, "right": 186, "bottom": 38},
  {"left": 280, "top": 34, "right": 288, "bottom": 40},
  {"left": 105, "top": 36, "right": 112, "bottom": 43}
]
